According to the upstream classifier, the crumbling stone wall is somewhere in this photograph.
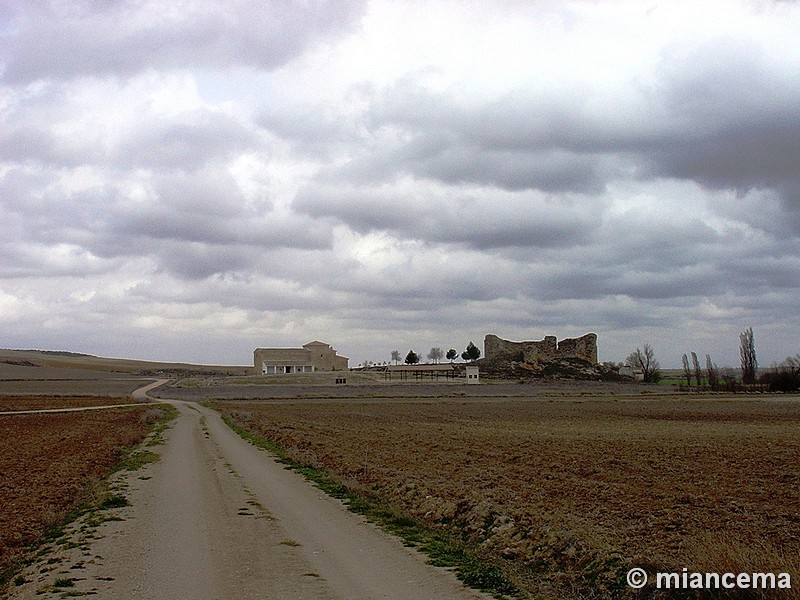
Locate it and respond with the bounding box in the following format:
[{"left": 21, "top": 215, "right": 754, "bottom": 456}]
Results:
[{"left": 484, "top": 333, "right": 598, "bottom": 365}]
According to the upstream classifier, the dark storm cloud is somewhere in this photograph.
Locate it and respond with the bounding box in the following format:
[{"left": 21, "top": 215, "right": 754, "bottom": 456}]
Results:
[
  {"left": 643, "top": 36, "right": 800, "bottom": 199},
  {"left": 268, "top": 34, "right": 800, "bottom": 211},
  {"left": 0, "top": 164, "right": 332, "bottom": 280},
  {"left": 272, "top": 81, "right": 620, "bottom": 194},
  {"left": 294, "top": 185, "right": 597, "bottom": 250},
  {"left": 336, "top": 267, "right": 502, "bottom": 307},
  {"left": 544, "top": 214, "right": 789, "bottom": 302},
  {"left": 598, "top": 214, "right": 725, "bottom": 271},
  {"left": 116, "top": 112, "right": 263, "bottom": 171},
  {"left": 0, "top": 113, "right": 108, "bottom": 167},
  {"left": 0, "top": 85, "right": 263, "bottom": 170},
  {"left": 256, "top": 105, "right": 367, "bottom": 157},
  {"left": 129, "top": 272, "right": 334, "bottom": 313},
  {"left": 1, "top": 0, "right": 367, "bottom": 83},
  {"left": 338, "top": 141, "right": 610, "bottom": 194},
  {"left": 150, "top": 241, "right": 253, "bottom": 280},
  {"left": 720, "top": 252, "right": 800, "bottom": 291},
  {"left": 103, "top": 207, "right": 331, "bottom": 252},
  {"left": 464, "top": 211, "right": 775, "bottom": 305},
  {"left": 0, "top": 125, "right": 58, "bottom": 163},
  {"left": 496, "top": 256, "right": 718, "bottom": 305}
]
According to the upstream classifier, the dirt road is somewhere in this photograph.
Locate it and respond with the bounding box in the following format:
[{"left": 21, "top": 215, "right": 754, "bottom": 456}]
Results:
[
  {"left": 0, "top": 379, "right": 168, "bottom": 415},
  {"left": 12, "top": 400, "right": 488, "bottom": 600},
  {"left": 130, "top": 378, "right": 170, "bottom": 401}
]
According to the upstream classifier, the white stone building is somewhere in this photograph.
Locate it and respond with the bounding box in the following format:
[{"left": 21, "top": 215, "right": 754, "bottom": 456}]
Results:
[{"left": 253, "top": 341, "right": 349, "bottom": 375}]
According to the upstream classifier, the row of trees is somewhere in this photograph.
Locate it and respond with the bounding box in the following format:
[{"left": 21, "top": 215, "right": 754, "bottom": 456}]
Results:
[
  {"left": 629, "top": 327, "right": 800, "bottom": 392},
  {"left": 676, "top": 327, "right": 756, "bottom": 391},
  {"left": 678, "top": 352, "right": 730, "bottom": 391},
  {"left": 628, "top": 327, "right": 762, "bottom": 389},
  {"left": 391, "top": 342, "right": 481, "bottom": 366}
]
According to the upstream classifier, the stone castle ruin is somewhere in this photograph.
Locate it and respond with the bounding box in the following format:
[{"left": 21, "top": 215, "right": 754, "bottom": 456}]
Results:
[{"left": 484, "top": 333, "right": 598, "bottom": 365}]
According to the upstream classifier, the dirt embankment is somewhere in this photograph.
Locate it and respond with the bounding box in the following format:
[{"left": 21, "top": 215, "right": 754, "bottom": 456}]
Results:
[{"left": 216, "top": 397, "right": 800, "bottom": 599}]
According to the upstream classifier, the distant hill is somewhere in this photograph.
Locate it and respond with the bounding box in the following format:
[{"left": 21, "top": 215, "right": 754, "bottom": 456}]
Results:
[
  {"left": 0, "top": 348, "right": 249, "bottom": 377},
  {"left": 14, "top": 349, "right": 94, "bottom": 358}
]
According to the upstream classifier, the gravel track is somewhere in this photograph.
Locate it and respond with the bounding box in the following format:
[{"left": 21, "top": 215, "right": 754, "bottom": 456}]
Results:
[{"left": 10, "top": 386, "right": 488, "bottom": 599}]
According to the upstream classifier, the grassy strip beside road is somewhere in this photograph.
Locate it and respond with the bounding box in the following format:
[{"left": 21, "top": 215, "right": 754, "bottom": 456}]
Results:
[{"left": 219, "top": 412, "right": 518, "bottom": 598}]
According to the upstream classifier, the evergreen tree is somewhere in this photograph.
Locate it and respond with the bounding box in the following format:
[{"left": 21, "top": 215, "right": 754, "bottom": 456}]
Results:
[{"left": 461, "top": 341, "right": 481, "bottom": 362}]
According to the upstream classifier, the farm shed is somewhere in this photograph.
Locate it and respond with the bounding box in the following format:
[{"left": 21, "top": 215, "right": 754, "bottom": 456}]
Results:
[{"left": 384, "top": 363, "right": 461, "bottom": 381}]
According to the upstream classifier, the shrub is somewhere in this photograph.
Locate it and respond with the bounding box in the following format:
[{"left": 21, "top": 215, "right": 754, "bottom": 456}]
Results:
[{"left": 762, "top": 371, "right": 799, "bottom": 392}]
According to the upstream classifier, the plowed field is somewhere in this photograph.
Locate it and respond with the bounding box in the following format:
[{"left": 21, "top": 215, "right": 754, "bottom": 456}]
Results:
[
  {"left": 0, "top": 403, "right": 153, "bottom": 581},
  {"left": 0, "top": 396, "right": 145, "bottom": 412},
  {"left": 216, "top": 396, "right": 800, "bottom": 599}
]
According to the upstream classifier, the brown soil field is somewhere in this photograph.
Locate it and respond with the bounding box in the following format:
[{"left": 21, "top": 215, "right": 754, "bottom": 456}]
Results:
[
  {"left": 0, "top": 396, "right": 148, "bottom": 412},
  {"left": 0, "top": 359, "right": 157, "bottom": 397},
  {"left": 0, "top": 404, "right": 156, "bottom": 583},
  {"left": 154, "top": 377, "right": 644, "bottom": 401},
  {"left": 0, "top": 378, "right": 155, "bottom": 397},
  {"left": 216, "top": 396, "right": 800, "bottom": 599}
]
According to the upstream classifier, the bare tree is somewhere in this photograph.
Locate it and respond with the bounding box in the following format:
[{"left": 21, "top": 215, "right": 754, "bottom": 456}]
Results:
[
  {"left": 626, "top": 344, "right": 661, "bottom": 383},
  {"left": 427, "top": 347, "right": 444, "bottom": 364},
  {"left": 691, "top": 352, "right": 702, "bottom": 387},
  {"left": 740, "top": 327, "right": 757, "bottom": 385},
  {"left": 391, "top": 349, "right": 401, "bottom": 365},
  {"left": 682, "top": 353, "right": 692, "bottom": 387}
]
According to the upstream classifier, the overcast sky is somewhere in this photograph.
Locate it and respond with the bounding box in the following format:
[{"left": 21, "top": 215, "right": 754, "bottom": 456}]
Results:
[{"left": 2, "top": 0, "right": 800, "bottom": 369}]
